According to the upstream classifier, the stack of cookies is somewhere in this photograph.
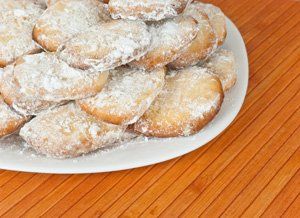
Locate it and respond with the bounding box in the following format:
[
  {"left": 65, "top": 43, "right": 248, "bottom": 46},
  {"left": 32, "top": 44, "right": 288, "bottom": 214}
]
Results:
[{"left": 0, "top": 0, "right": 237, "bottom": 159}]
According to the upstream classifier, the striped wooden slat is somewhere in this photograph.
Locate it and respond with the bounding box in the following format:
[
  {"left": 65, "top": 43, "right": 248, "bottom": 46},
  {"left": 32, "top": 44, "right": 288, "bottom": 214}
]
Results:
[{"left": 0, "top": 0, "right": 299, "bottom": 217}]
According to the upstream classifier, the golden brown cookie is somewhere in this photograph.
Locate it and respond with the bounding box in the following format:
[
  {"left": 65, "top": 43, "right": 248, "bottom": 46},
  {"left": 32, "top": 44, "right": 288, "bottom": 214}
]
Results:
[
  {"left": 108, "top": 0, "right": 190, "bottom": 21},
  {"left": 198, "top": 2, "right": 227, "bottom": 46},
  {"left": 13, "top": 53, "right": 109, "bottom": 102},
  {"left": 59, "top": 19, "right": 151, "bottom": 71},
  {"left": 168, "top": 2, "right": 217, "bottom": 69},
  {"left": 130, "top": 16, "right": 198, "bottom": 70},
  {"left": 0, "top": 0, "right": 44, "bottom": 67},
  {"left": 78, "top": 67, "right": 165, "bottom": 125},
  {"left": 33, "top": 0, "right": 111, "bottom": 52},
  {"left": 203, "top": 49, "right": 237, "bottom": 91},
  {"left": 0, "top": 95, "right": 28, "bottom": 138},
  {"left": 19, "top": 103, "right": 126, "bottom": 158},
  {"left": 134, "top": 66, "right": 224, "bottom": 137},
  {"left": 0, "top": 64, "right": 61, "bottom": 116}
]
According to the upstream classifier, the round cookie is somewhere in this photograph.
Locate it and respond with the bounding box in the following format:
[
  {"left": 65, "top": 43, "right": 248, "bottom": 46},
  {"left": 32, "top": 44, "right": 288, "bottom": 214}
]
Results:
[
  {"left": 59, "top": 19, "right": 151, "bottom": 71},
  {"left": 198, "top": 3, "right": 227, "bottom": 46},
  {"left": 19, "top": 103, "right": 126, "bottom": 158},
  {"left": 0, "top": 0, "right": 44, "bottom": 67},
  {"left": 0, "top": 65, "right": 61, "bottom": 116},
  {"left": 0, "top": 95, "right": 28, "bottom": 138},
  {"left": 168, "top": 2, "right": 217, "bottom": 69},
  {"left": 34, "top": 0, "right": 111, "bottom": 52},
  {"left": 108, "top": 0, "right": 190, "bottom": 21},
  {"left": 203, "top": 49, "right": 237, "bottom": 91},
  {"left": 130, "top": 16, "right": 198, "bottom": 71},
  {"left": 13, "top": 53, "right": 109, "bottom": 102},
  {"left": 78, "top": 67, "right": 166, "bottom": 125},
  {"left": 134, "top": 66, "right": 224, "bottom": 137}
]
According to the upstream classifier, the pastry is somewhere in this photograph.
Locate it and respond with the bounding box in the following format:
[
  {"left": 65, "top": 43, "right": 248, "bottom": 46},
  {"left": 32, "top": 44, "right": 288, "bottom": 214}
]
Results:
[
  {"left": 33, "top": 0, "right": 111, "bottom": 52},
  {"left": 130, "top": 16, "right": 198, "bottom": 70},
  {"left": 13, "top": 53, "right": 109, "bottom": 102},
  {"left": 197, "top": 3, "right": 227, "bottom": 46},
  {"left": 203, "top": 49, "right": 237, "bottom": 91},
  {"left": 0, "top": 0, "right": 44, "bottom": 67},
  {"left": 59, "top": 19, "right": 151, "bottom": 71},
  {"left": 168, "top": 2, "right": 217, "bottom": 69},
  {"left": 0, "top": 64, "right": 61, "bottom": 116},
  {"left": 108, "top": 0, "right": 190, "bottom": 21},
  {"left": 20, "top": 103, "right": 126, "bottom": 158},
  {"left": 0, "top": 95, "right": 28, "bottom": 138},
  {"left": 134, "top": 66, "right": 224, "bottom": 137},
  {"left": 78, "top": 66, "right": 165, "bottom": 125}
]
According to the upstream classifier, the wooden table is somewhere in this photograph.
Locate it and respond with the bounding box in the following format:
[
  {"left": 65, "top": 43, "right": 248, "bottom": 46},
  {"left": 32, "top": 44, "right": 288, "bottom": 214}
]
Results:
[{"left": 0, "top": 0, "right": 299, "bottom": 217}]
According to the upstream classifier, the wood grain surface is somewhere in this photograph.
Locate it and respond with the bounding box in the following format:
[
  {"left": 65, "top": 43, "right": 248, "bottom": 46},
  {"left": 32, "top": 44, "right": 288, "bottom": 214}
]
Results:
[{"left": 0, "top": 0, "right": 299, "bottom": 217}]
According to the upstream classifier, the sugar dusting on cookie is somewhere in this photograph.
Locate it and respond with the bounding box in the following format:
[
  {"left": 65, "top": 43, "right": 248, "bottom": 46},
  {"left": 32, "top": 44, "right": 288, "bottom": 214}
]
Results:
[
  {"left": 109, "top": 0, "right": 189, "bottom": 21},
  {"left": 59, "top": 20, "right": 151, "bottom": 71},
  {"left": 134, "top": 66, "right": 224, "bottom": 137},
  {"left": 34, "top": 0, "right": 111, "bottom": 51},
  {"left": 130, "top": 16, "right": 199, "bottom": 70},
  {"left": 19, "top": 103, "right": 126, "bottom": 158},
  {"left": 78, "top": 67, "right": 165, "bottom": 125},
  {"left": 0, "top": 0, "right": 44, "bottom": 67},
  {"left": 13, "top": 53, "right": 108, "bottom": 102}
]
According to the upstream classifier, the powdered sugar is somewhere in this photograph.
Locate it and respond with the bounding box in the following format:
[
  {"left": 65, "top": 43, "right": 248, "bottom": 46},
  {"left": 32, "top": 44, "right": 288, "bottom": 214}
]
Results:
[
  {"left": 196, "top": 2, "right": 226, "bottom": 45},
  {"left": 134, "top": 66, "right": 223, "bottom": 137},
  {"left": 19, "top": 103, "right": 126, "bottom": 158},
  {"left": 34, "top": 0, "right": 111, "bottom": 51},
  {"left": 0, "top": 0, "right": 44, "bottom": 67},
  {"left": 0, "top": 64, "right": 60, "bottom": 116},
  {"left": 0, "top": 96, "right": 27, "bottom": 138},
  {"left": 109, "top": 0, "right": 189, "bottom": 21},
  {"left": 13, "top": 53, "right": 108, "bottom": 102},
  {"left": 168, "top": 2, "right": 218, "bottom": 69},
  {"left": 130, "top": 16, "right": 198, "bottom": 70},
  {"left": 202, "top": 49, "right": 237, "bottom": 91},
  {"left": 59, "top": 20, "right": 151, "bottom": 71},
  {"left": 78, "top": 67, "right": 165, "bottom": 125}
]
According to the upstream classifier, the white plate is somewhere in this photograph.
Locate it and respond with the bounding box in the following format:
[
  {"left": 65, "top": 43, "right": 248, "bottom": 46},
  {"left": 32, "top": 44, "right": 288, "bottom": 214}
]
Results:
[{"left": 0, "top": 18, "right": 248, "bottom": 174}]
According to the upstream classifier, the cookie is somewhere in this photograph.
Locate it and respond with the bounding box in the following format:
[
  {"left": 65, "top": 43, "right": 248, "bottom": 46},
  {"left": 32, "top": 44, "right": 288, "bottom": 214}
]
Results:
[
  {"left": 13, "top": 53, "right": 109, "bottom": 102},
  {"left": 59, "top": 19, "right": 151, "bottom": 71},
  {"left": 203, "top": 49, "right": 237, "bottom": 91},
  {"left": 0, "top": 0, "right": 44, "bottom": 67},
  {"left": 19, "top": 103, "right": 126, "bottom": 158},
  {"left": 130, "top": 16, "right": 198, "bottom": 71},
  {"left": 33, "top": 0, "right": 111, "bottom": 52},
  {"left": 0, "top": 64, "right": 61, "bottom": 116},
  {"left": 108, "top": 0, "right": 190, "bottom": 21},
  {"left": 0, "top": 95, "right": 28, "bottom": 138},
  {"left": 168, "top": 2, "right": 217, "bottom": 69},
  {"left": 78, "top": 66, "right": 165, "bottom": 125},
  {"left": 134, "top": 66, "right": 224, "bottom": 137},
  {"left": 198, "top": 3, "right": 227, "bottom": 46}
]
